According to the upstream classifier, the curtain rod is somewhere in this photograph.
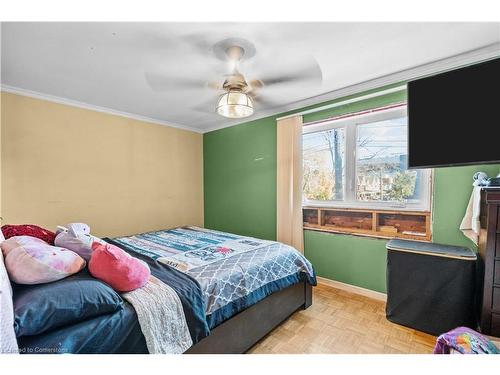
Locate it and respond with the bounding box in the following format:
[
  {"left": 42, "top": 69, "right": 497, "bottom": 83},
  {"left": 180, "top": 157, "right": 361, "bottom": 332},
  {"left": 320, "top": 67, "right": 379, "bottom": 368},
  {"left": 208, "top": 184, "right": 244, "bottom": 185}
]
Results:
[{"left": 276, "top": 85, "right": 406, "bottom": 121}]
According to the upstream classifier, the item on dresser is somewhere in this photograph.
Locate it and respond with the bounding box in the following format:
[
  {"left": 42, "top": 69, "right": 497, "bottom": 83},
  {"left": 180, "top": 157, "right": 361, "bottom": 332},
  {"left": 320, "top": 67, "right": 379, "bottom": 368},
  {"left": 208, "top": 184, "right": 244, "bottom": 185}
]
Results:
[
  {"left": 473, "top": 172, "right": 489, "bottom": 187},
  {"left": 1, "top": 236, "right": 86, "bottom": 284},
  {"left": 485, "top": 177, "right": 500, "bottom": 187},
  {"left": 386, "top": 239, "right": 477, "bottom": 336},
  {"left": 1, "top": 224, "right": 56, "bottom": 245},
  {"left": 89, "top": 242, "right": 150, "bottom": 292}
]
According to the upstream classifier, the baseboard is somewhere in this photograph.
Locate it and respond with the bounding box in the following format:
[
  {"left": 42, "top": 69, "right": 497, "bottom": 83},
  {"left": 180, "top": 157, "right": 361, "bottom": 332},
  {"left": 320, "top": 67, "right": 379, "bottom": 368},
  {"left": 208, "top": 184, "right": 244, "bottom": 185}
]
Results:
[{"left": 317, "top": 276, "right": 387, "bottom": 302}]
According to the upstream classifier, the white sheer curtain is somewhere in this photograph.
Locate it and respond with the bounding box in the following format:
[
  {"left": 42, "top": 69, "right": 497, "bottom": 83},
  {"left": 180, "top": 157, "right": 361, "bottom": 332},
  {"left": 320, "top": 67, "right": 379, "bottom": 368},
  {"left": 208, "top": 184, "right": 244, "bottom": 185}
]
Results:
[{"left": 276, "top": 115, "right": 304, "bottom": 253}]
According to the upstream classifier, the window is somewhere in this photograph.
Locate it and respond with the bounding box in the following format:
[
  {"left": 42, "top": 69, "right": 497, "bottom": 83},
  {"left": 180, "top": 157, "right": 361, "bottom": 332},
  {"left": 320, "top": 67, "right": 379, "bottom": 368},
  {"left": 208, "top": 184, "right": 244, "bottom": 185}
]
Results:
[
  {"left": 302, "top": 104, "right": 431, "bottom": 211},
  {"left": 303, "top": 128, "right": 345, "bottom": 201}
]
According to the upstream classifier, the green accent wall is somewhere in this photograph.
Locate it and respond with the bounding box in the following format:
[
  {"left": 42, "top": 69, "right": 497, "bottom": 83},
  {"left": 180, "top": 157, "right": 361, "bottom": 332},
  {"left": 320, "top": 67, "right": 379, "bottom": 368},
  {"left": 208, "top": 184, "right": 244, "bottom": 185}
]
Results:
[
  {"left": 204, "top": 116, "right": 277, "bottom": 240},
  {"left": 433, "top": 164, "right": 500, "bottom": 247},
  {"left": 304, "top": 231, "right": 388, "bottom": 292},
  {"left": 204, "top": 85, "right": 500, "bottom": 293}
]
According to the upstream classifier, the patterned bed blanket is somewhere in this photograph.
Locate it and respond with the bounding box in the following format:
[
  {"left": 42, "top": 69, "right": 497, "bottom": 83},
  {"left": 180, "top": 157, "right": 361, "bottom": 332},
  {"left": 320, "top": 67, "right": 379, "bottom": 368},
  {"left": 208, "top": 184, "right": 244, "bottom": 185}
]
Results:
[
  {"left": 111, "top": 227, "right": 316, "bottom": 328},
  {"left": 113, "top": 226, "right": 274, "bottom": 271}
]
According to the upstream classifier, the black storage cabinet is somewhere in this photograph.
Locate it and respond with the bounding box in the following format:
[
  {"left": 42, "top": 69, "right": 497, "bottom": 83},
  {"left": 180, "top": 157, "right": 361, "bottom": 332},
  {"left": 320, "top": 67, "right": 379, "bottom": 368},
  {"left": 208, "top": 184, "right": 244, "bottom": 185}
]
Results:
[{"left": 386, "top": 239, "right": 477, "bottom": 336}]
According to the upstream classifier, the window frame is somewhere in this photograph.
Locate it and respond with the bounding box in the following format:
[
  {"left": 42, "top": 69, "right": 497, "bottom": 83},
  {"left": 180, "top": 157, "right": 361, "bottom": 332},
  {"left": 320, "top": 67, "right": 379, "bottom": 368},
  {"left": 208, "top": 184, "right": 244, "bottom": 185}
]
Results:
[{"left": 302, "top": 104, "right": 433, "bottom": 212}]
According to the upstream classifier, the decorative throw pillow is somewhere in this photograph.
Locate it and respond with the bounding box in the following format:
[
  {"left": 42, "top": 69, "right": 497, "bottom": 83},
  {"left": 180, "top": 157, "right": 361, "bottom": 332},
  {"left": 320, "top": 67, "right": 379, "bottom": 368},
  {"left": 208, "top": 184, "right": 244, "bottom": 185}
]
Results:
[
  {"left": 1, "top": 236, "right": 86, "bottom": 285},
  {"left": 89, "top": 242, "right": 150, "bottom": 292},
  {"left": 54, "top": 223, "right": 105, "bottom": 261},
  {"left": 1, "top": 224, "right": 56, "bottom": 245}
]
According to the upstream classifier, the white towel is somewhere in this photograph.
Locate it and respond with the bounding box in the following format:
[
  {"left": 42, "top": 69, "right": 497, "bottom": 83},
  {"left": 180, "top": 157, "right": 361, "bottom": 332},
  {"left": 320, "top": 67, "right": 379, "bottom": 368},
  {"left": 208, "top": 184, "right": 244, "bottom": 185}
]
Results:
[
  {"left": 122, "top": 276, "right": 192, "bottom": 354},
  {"left": 459, "top": 186, "right": 482, "bottom": 245}
]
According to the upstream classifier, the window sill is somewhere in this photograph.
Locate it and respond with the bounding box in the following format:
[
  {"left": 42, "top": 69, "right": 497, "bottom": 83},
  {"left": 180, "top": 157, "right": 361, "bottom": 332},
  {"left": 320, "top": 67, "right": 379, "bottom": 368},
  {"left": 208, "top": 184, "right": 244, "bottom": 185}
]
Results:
[
  {"left": 302, "top": 201, "right": 430, "bottom": 212},
  {"left": 303, "top": 206, "right": 431, "bottom": 241}
]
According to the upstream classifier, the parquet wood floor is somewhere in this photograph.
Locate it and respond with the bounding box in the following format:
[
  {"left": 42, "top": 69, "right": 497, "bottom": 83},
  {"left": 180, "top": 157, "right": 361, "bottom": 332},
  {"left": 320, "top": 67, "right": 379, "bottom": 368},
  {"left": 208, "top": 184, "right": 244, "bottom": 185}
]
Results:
[{"left": 247, "top": 283, "right": 436, "bottom": 354}]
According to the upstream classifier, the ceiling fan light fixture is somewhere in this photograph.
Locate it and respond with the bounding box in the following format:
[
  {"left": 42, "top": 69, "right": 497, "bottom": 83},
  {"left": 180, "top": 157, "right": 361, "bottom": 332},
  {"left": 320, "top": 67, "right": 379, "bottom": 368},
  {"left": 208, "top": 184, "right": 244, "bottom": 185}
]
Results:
[{"left": 216, "top": 90, "right": 254, "bottom": 119}]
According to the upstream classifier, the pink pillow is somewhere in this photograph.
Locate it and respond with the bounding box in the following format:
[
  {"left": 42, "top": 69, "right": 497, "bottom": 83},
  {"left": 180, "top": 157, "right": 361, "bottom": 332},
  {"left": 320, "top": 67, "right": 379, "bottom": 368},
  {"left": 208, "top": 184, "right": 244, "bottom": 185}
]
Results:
[
  {"left": 89, "top": 242, "right": 150, "bottom": 292},
  {"left": 1, "top": 236, "right": 86, "bottom": 284}
]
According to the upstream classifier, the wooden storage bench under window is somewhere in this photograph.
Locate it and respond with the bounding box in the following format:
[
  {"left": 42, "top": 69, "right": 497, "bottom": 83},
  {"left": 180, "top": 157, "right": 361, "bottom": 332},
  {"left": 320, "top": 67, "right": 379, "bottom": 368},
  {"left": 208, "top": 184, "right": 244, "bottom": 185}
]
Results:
[{"left": 303, "top": 207, "right": 431, "bottom": 241}]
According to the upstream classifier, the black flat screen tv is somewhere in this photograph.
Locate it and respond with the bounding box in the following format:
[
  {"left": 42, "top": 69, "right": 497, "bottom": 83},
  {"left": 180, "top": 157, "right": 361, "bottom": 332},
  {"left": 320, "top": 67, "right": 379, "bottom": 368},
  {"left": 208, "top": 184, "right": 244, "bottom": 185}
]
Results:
[{"left": 408, "top": 57, "right": 500, "bottom": 169}]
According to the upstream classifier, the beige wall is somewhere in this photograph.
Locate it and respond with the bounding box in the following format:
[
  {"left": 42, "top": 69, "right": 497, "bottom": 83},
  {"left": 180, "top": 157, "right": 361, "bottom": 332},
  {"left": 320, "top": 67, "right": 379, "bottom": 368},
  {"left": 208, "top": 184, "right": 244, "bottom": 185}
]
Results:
[{"left": 0, "top": 92, "right": 203, "bottom": 237}]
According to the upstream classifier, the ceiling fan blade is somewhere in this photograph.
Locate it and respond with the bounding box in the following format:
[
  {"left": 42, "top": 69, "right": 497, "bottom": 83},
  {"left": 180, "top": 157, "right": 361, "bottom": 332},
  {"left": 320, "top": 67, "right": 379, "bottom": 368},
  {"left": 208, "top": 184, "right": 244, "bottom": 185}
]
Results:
[
  {"left": 191, "top": 96, "right": 218, "bottom": 114},
  {"left": 244, "top": 52, "right": 322, "bottom": 88},
  {"left": 207, "top": 81, "right": 224, "bottom": 91},
  {"left": 247, "top": 79, "right": 264, "bottom": 90},
  {"left": 144, "top": 71, "right": 223, "bottom": 92},
  {"left": 177, "top": 33, "right": 217, "bottom": 58},
  {"left": 258, "top": 62, "right": 322, "bottom": 86},
  {"left": 144, "top": 71, "right": 203, "bottom": 91},
  {"left": 249, "top": 92, "right": 282, "bottom": 108}
]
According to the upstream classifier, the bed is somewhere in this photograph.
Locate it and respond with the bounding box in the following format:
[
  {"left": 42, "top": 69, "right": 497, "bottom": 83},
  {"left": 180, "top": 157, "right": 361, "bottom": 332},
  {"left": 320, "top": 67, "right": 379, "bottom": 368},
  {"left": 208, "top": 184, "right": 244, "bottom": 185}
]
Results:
[{"left": 9, "top": 226, "right": 316, "bottom": 354}]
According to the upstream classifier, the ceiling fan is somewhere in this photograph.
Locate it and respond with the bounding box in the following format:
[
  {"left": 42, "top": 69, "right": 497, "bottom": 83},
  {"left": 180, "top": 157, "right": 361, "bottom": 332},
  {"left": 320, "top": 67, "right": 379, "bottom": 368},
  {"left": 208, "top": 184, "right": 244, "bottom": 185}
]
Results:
[{"left": 144, "top": 37, "right": 322, "bottom": 119}]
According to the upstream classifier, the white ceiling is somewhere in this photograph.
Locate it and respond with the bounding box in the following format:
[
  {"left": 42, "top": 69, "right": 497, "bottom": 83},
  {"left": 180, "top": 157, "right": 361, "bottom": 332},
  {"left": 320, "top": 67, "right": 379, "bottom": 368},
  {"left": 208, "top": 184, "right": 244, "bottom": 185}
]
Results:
[{"left": 1, "top": 22, "right": 499, "bottom": 132}]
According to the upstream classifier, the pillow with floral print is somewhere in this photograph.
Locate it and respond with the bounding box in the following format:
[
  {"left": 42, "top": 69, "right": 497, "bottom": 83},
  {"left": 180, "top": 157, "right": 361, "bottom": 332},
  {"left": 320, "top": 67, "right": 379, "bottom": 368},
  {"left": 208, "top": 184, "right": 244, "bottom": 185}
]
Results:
[{"left": 1, "top": 236, "right": 85, "bottom": 284}]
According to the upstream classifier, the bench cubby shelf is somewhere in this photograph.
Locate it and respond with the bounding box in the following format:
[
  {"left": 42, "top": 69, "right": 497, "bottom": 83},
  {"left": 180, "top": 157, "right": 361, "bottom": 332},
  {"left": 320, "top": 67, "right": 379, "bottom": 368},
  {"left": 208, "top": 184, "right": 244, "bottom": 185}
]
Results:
[{"left": 303, "top": 206, "right": 431, "bottom": 241}]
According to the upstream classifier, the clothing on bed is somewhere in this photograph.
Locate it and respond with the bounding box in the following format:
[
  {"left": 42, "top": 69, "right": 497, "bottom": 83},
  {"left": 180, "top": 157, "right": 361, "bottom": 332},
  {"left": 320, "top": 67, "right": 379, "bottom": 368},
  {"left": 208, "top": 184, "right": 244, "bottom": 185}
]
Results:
[{"left": 122, "top": 275, "right": 192, "bottom": 354}]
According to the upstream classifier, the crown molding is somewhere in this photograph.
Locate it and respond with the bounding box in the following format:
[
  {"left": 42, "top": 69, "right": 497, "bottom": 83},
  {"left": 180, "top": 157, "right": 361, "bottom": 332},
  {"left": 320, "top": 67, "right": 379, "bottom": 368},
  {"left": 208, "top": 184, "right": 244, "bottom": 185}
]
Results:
[
  {"left": 203, "top": 42, "right": 500, "bottom": 133},
  {"left": 0, "top": 85, "right": 203, "bottom": 134}
]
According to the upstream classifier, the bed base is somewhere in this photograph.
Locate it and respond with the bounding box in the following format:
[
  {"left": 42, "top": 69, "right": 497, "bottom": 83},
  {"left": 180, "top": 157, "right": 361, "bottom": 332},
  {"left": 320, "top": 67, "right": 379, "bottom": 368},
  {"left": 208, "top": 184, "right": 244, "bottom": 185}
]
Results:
[{"left": 185, "top": 281, "right": 313, "bottom": 354}]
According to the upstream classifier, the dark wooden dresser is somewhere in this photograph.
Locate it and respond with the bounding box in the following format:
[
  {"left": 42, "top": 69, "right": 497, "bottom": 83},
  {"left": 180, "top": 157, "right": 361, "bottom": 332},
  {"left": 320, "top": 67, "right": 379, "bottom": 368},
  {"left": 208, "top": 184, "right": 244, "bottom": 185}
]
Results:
[{"left": 479, "top": 187, "right": 500, "bottom": 336}]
